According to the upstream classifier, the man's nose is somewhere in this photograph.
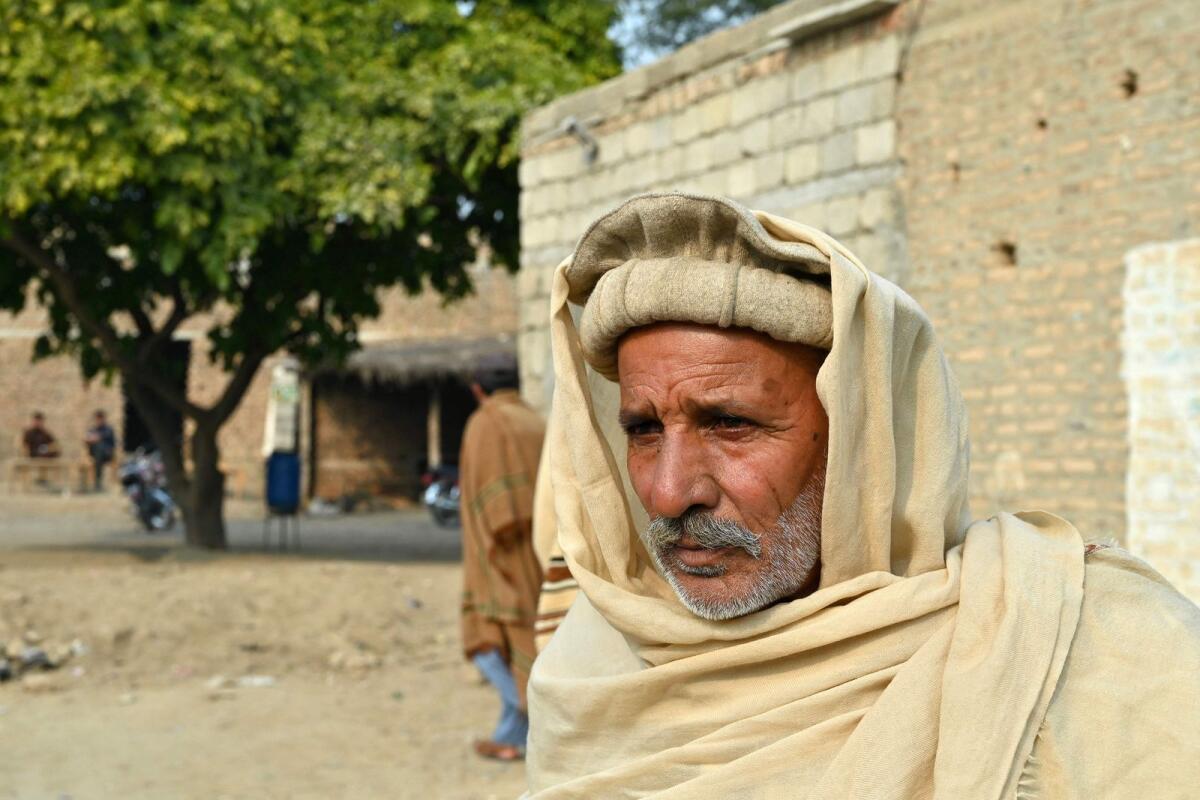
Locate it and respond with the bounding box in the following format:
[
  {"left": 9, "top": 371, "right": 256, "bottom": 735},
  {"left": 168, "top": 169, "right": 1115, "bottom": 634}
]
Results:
[{"left": 648, "top": 431, "right": 719, "bottom": 519}]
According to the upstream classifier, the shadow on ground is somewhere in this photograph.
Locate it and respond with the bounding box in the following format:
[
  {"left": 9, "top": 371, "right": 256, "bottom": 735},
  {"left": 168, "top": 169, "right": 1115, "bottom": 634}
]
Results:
[{"left": 0, "top": 492, "right": 462, "bottom": 564}]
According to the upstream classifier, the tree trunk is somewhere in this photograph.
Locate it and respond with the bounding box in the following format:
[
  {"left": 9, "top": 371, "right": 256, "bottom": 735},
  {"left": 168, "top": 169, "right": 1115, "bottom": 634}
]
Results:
[
  {"left": 125, "top": 380, "right": 229, "bottom": 549},
  {"left": 122, "top": 381, "right": 203, "bottom": 539},
  {"left": 183, "top": 426, "right": 227, "bottom": 549}
]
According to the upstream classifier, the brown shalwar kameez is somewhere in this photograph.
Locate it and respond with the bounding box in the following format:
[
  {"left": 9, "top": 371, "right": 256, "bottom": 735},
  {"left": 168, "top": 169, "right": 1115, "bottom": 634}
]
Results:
[{"left": 459, "top": 389, "right": 545, "bottom": 706}]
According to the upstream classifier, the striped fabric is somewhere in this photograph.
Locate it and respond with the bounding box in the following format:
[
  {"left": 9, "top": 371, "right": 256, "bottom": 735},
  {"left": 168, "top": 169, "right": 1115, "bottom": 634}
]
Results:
[{"left": 534, "top": 557, "right": 577, "bottom": 653}]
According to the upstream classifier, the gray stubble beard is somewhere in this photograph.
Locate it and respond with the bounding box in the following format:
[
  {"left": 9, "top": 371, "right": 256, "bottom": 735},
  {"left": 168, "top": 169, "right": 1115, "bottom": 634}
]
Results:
[{"left": 641, "top": 462, "right": 826, "bottom": 621}]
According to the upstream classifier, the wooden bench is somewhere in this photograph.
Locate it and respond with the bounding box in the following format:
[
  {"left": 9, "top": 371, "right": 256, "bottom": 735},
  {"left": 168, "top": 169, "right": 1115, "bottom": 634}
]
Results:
[
  {"left": 5, "top": 457, "right": 93, "bottom": 494},
  {"left": 4, "top": 454, "right": 254, "bottom": 498}
]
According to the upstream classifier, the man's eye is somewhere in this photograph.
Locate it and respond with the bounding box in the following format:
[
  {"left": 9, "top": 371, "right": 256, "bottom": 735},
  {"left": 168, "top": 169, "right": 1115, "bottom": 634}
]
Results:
[
  {"left": 623, "top": 421, "right": 661, "bottom": 437},
  {"left": 710, "top": 415, "right": 752, "bottom": 430}
]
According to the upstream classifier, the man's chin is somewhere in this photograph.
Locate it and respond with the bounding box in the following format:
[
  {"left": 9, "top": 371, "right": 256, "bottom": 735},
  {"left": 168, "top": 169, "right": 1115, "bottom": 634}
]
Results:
[
  {"left": 666, "top": 568, "right": 763, "bottom": 620},
  {"left": 656, "top": 552, "right": 820, "bottom": 620},
  {"left": 648, "top": 546, "right": 778, "bottom": 620}
]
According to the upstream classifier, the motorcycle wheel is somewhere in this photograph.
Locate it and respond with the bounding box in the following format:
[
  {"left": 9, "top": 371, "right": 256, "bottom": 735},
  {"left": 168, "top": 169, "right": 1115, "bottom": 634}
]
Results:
[
  {"left": 139, "top": 500, "right": 176, "bottom": 532},
  {"left": 149, "top": 508, "right": 176, "bottom": 532}
]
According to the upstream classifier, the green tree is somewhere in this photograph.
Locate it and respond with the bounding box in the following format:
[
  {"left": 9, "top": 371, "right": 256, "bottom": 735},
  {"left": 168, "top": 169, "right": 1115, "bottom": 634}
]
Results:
[
  {"left": 613, "top": 0, "right": 784, "bottom": 66},
  {"left": 0, "top": 0, "right": 619, "bottom": 548}
]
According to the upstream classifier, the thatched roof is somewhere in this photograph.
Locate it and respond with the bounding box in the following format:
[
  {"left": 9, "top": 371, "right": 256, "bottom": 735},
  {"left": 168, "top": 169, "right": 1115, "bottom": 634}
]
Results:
[{"left": 319, "top": 334, "right": 517, "bottom": 386}]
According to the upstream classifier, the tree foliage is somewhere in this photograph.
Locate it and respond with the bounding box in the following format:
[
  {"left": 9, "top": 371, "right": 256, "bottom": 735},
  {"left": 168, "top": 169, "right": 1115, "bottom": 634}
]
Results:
[
  {"left": 0, "top": 0, "right": 619, "bottom": 546},
  {"left": 613, "top": 0, "right": 785, "bottom": 65}
]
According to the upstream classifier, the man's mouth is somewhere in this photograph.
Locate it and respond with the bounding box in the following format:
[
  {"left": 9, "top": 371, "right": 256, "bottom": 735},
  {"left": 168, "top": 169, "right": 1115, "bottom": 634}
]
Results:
[{"left": 670, "top": 539, "right": 735, "bottom": 569}]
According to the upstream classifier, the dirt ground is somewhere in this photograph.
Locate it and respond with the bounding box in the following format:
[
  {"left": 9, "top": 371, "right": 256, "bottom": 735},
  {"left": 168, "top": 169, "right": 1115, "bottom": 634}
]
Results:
[{"left": 0, "top": 494, "right": 528, "bottom": 799}]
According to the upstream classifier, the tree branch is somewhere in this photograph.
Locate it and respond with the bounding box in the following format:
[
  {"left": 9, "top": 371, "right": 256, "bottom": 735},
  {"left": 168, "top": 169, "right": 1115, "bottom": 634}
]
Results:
[
  {"left": 137, "top": 287, "right": 190, "bottom": 364},
  {"left": 278, "top": 313, "right": 321, "bottom": 348},
  {"left": 1, "top": 232, "right": 204, "bottom": 419},
  {"left": 206, "top": 346, "right": 269, "bottom": 428},
  {"left": 130, "top": 305, "right": 155, "bottom": 338}
]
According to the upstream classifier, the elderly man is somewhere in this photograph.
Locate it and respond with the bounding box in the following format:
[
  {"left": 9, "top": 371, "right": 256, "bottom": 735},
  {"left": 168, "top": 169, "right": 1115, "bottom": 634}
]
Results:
[
  {"left": 526, "top": 193, "right": 1200, "bottom": 798},
  {"left": 458, "top": 354, "right": 545, "bottom": 761}
]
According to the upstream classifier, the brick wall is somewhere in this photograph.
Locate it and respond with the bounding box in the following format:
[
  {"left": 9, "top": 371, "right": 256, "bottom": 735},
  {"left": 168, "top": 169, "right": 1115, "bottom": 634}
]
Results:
[
  {"left": 311, "top": 376, "right": 430, "bottom": 500},
  {"left": 898, "top": 0, "right": 1200, "bottom": 552},
  {"left": 1123, "top": 240, "right": 1200, "bottom": 600},
  {"left": 517, "top": 0, "right": 1200, "bottom": 597},
  {"left": 361, "top": 259, "right": 519, "bottom": 344}
]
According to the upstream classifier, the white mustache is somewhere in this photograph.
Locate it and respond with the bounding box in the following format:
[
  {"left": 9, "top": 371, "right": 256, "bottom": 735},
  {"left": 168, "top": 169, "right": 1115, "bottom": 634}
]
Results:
[{"left": 643, "top": 512, "right": 763, "bottom": 559}]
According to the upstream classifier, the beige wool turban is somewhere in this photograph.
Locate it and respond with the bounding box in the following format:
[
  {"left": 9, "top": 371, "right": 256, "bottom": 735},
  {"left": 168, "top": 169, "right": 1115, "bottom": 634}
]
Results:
[{"left": 565, "top": 192, "right": 835, "bottom": 379}]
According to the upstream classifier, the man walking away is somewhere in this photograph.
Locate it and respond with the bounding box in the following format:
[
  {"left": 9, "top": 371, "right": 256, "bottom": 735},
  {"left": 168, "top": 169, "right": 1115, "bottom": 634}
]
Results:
[
  {"left": 84, "top": 410, "right": 116, "bottom": 491},
  {"left": 458, "top": 353, "right": 545, "bottom": 762}
]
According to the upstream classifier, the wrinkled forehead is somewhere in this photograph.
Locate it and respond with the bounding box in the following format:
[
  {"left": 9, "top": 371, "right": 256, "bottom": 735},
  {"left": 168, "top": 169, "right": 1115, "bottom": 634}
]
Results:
[
  {"left": 615, "top": 322, "right": 827, "bottom": 411},
  {"left": 617, "top": 321, "right": 826, "bottom": 371}
]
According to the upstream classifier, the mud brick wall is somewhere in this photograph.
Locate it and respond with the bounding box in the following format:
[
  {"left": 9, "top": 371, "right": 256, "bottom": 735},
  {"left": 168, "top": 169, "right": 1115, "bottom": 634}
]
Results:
[
  {"left": 898, "top": 0, "right": 1200, "bottom": 552},
  {"left": 310, "top": 376, "right": 431, "bottom": 501}
]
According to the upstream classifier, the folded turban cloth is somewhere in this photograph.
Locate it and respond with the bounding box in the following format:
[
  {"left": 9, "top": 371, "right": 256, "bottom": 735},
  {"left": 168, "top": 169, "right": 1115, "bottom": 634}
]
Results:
[{"left": 566, "top": 192, "right": 835, "bottom": 380}]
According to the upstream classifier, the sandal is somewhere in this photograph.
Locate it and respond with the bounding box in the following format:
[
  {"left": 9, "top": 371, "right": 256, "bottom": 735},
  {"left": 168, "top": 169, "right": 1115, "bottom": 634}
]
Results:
[{"left": 473, "top": 739, "right": 525, "bottom": 762}]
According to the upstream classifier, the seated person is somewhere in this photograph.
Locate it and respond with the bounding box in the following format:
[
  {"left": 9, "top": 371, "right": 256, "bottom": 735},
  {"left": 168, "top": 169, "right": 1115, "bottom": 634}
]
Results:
[{"left": 22, "top": 411, "right": 60, "bottom": 458}]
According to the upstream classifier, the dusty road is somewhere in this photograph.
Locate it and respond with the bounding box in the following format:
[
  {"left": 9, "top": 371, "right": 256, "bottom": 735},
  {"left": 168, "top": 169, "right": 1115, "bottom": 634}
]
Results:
[{"left": 0, "top": 494, "right": 528, "bottom": 799}]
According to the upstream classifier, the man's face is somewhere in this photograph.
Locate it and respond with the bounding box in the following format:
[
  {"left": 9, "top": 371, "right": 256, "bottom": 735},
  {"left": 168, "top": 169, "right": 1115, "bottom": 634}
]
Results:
[
  {"left": 31, "top": 415, "right": 44, "bottom": 429},
  {"left": 618, "top": 323, "right": 828, "bottom": 620}
]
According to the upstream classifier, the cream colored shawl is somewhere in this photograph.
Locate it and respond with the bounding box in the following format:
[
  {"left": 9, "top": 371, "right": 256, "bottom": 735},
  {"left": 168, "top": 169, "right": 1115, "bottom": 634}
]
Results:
[{"left": 526, "top": 198, "right": 1200, "bottom": 798}]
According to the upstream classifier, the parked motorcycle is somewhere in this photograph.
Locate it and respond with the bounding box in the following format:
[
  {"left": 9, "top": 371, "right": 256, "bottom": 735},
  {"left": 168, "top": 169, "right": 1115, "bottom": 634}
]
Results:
[
  {"left": 421, "top": 464, "right": 460, "bottom": 528},
  {"left": 119, "top": 448, "right": 177, "bottom": 532}
]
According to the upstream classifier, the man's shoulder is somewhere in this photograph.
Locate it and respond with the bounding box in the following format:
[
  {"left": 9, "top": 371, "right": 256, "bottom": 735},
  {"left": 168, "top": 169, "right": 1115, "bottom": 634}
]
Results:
[
  {"left": 467, "top": 395, "right": 544, "bottom": 437},
  {"left": 1031, "top": 547, "right": 1200, "bottom": 794},
  {"left": 460, "top": 406, "right": 489, "bottom": 447},
  {"left": 1059, "top": 543, "right": 1199, "bottom": 716},
  {"left": 460, "top": 402, "right": 509, "bottom": 450},
  {"left": 493, "top": 391, "right": 543, "bottom": 419},
  {"left": 1078, "top": 545, "right": 1200, "bottom": 642}
]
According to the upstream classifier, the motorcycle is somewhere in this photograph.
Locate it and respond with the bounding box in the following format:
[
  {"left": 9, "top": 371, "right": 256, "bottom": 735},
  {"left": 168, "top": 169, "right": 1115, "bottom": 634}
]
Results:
[
  {"left": 118, "top": 448, "right": 177, "bottom": 532},
  {"left": 421, "top": 464, "right": 460, "bottom": 528}
]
